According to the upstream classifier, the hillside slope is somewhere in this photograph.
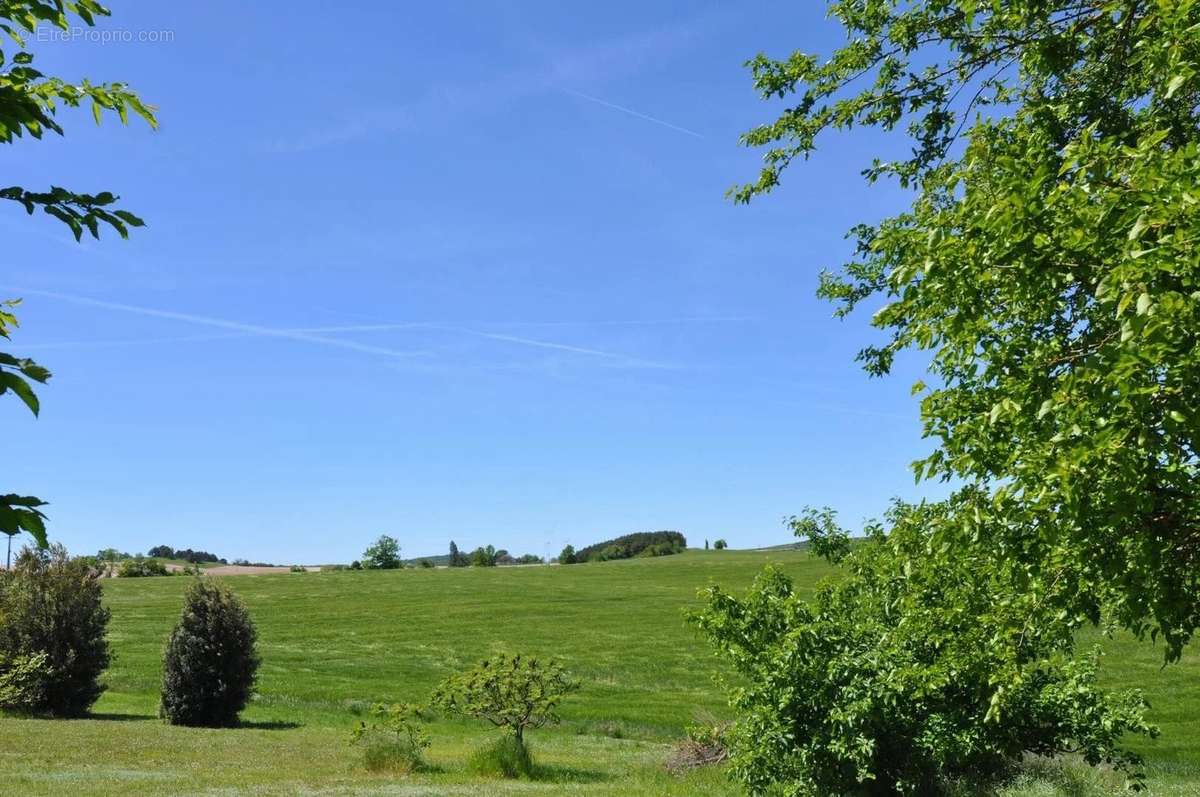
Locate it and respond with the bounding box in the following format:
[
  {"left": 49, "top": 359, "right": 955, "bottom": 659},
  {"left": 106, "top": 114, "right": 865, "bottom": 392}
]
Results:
[{"left": 0, "top": 550, "right": 1195, "bottom": 796}]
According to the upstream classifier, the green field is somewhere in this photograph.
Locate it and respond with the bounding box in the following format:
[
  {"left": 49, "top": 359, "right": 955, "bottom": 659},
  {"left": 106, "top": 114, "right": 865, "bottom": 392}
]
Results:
[{"left": 0, "top": 550, "right": 1196, "bottom": 796}]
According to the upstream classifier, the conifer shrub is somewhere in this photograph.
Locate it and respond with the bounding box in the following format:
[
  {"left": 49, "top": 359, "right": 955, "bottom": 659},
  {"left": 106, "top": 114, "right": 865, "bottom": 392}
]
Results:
[{"left": 160, "top": 578, "right": 260, "bottom": 727}]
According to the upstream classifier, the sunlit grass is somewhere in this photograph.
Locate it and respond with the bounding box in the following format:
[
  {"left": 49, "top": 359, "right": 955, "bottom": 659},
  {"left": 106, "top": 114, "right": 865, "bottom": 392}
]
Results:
[{"left": 0, "top": 550, "right": 1195, "bottom": 795}]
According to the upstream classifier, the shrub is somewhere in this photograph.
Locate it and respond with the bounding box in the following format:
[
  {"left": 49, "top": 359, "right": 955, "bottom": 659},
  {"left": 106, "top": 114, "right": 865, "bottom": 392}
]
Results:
[
  {"left": 0, "top": 544, "right": 110, "bottom": 716},
  {"left": 362, "top": 535, "right": 402, "bottom": 569},
  {"left": 160, "top": 579, "right": 260, "bottom": 727},
  {"left": 431, "top": 653, "right": 579, "bottom": 748},
  {"left": 289, "top": 564, "right": 306, "bottom": 573},
  {"left": 468, "top": 735, "right": 534, "bottom": 779},
  {"left": 692, "top": 501, "right": 1156, "bottom": 794},
  {"left": 350, "top": 702, "right": 430, "bottom": 773},
  {"left": 713, "top": 539, "right": 728, "bottom": 550},
  {"left": 117, "top": 556, "right": 169, "bottom": 577},
  {"left": 417, "top": 558, "right": 435, "bottom": 569},
  {"left": 350, "top": 560, "right": 362, "bottom": 570},
  {"left": 558, "top": 544, "right": 576, "bottom": 565}
]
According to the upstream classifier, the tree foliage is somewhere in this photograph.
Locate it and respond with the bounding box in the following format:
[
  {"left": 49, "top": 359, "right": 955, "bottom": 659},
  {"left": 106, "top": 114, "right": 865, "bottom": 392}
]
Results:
[
  {"left": 694, "top": 502, "right": 1156, "bottom": 794},
  {"left": 701, "top": 0, "right": 1200, "bottom": 790},
  {"left": 0, "top": 0, "right": 154, "bottom": 553},
  {"left": 572, "top": 530, "right": 686, "bottom": 563},
  {"left": 430, "top": 653, "right": 579, "bottom": 745},
  {"left": 734, "top": 0, "right": 1200, "bottom": 660},
  {"left": 362, "top": 535, "right": 402, "bottom": 570}
]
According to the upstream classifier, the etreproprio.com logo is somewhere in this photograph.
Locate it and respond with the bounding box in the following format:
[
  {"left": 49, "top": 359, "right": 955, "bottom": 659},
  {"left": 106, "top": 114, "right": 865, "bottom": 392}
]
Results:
[{"left": 36, "top": 26, "right": 175, "bottom": 44}]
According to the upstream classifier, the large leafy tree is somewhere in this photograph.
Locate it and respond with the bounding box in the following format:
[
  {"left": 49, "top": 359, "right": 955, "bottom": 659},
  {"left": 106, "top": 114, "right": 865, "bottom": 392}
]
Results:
[
  {"left": 0, "top": 1, "right": 155, "bottom": 562},
  {"left": 734, "top": 1, "right": 1200, "bottom": 657},
  {"left": 696, "top": 1, "right": 1200, "bottom": 790}
]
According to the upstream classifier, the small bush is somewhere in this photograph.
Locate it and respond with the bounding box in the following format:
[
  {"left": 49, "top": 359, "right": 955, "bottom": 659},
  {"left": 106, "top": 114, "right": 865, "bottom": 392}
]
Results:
[
  {"left": 118, "top": 556, "right": 169, "bottom": 577},
  {"left": 160, "top": 579, "right": 260, "bottom": 727},
  {"left": 351, "top": 702, "right": 431, "bottom": 773},
  {"left": 0, "top": 545, "right": 110, "bottom": 716},
  {"left": 468, "top": 735, "right": 534, "bottom": 779},
  {"left": 350, "top": 560, "right": 363, "bottom": 570},
  {"left": 417, "top": 558, "right": 435, "bottom": 569},
  {"left": 289, "top": 564, "right": 306, "bottom": 573}
]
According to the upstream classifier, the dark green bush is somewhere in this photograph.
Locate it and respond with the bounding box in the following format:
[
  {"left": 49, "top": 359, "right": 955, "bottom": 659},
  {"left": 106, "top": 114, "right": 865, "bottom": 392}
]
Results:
[
  {"left": 160, "top": 579, "right": 260, "bottom": 727},
  {"left": 0, "top": 545, "right": 110, "bottom": 716},
  {"left": 468, "top": 735, "right": 533, "bottom": 779}
]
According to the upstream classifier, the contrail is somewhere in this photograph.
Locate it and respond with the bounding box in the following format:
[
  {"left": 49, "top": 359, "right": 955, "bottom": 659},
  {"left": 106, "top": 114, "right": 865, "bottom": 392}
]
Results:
[
  {"left": 433, "top": 325, "right": 633, "bottom": 360},
  {"left": 562, "top": 88, "right": 704, "bottom": 138},
  {"left": 0, "top": 287, "right": 431, "bottom": 359}
]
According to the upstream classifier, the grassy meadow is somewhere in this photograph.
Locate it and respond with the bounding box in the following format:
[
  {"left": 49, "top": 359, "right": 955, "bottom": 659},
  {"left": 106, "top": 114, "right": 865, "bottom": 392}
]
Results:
[{"left": 0, "top": 549, "right": 1197, "bottom": 796}]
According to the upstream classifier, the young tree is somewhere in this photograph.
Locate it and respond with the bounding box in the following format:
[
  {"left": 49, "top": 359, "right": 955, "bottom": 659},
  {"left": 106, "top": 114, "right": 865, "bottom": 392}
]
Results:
[
  {"left": 713, "top": 539, "right": 727, "bottom": 550},
  {"left": 430, "top": 653, "right": 579, "bottom": 747},
  {"left": 362, "top": 535, "right": 402, "bottom": 570},
  {"left": 557, "top": 544, "right": 576, "bottom": 565},
  {"left": 0, "top": 2, "right": 155, "bottom": 560}
]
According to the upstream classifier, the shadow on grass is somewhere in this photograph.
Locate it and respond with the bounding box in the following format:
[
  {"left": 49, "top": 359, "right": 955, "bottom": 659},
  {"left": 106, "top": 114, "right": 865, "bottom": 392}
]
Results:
[
  {"left": 85, "top": 713, "right": 158, "bottom": 722},
  {"left": 238, "top": 719, "right": 302, "bottom": 730}
]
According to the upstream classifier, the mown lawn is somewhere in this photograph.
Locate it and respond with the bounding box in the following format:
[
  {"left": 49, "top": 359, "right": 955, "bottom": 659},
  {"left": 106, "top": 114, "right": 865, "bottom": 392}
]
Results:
[{"left": 0, "top": 550, "right": 1195, "bottom": 796}]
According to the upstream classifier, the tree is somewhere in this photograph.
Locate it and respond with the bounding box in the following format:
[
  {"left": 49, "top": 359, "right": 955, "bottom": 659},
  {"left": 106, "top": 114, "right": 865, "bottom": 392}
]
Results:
[
  {"left": 362, "top": 535, "right": 402, "bottom": 570},
  {"left": 713, "top": 539, "right": 727, "bottom": 550},
  {"left": 699, "top": 1, "right": 1200, "bottom": 789},
  {"left": 0, "top": 1, "right": 155, "bottom": 561},
  {"left": 430, "top": 653, "right": 579, "bottom": 747},
  {"left": 470, "top": 545, "right": 497, "bottom": 567},
  {"left": 160, "top": 579, "right": 260, "bottom": 727},
  {"left": 448, "top": 540, "right": 467, "bottom": 568},
  {"left": 731, "top": 0, "right": 1200, "bottom": 662},
  {"left": 147, "top": 545, "right": 174, "bottom": 559},
  {"left": 558, "top": 544, "right": 576, "bottom": 565}
]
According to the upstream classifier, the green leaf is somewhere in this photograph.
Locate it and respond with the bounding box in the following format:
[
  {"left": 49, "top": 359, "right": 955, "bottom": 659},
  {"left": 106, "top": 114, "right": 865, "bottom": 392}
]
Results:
[
  {"left": 1166, "top": 74, "right": 1187, "bottom": 99},
  {"left": 0, "top": 371, "right": 39, "bottom": 415}
]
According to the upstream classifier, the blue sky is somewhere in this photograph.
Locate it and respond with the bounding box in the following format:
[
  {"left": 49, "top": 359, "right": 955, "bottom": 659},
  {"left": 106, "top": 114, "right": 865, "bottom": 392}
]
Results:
[{"left": 5, "top": 1, "right": 941, "bottom": 563}]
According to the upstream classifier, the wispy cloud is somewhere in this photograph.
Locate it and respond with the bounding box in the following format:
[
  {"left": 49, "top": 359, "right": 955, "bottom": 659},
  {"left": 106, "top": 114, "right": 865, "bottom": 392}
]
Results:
[
  {"left": 0, "top": 287, "right": 431, "bottom": 360},
  {"left": 4, "top": 288, "right": 687, "bottom": 368},
  {"left": 267, "top": 18, "right": 711, "bottom": 153},
  {"left": 561, "top": 89, "right": 704, "bottom": 138}
]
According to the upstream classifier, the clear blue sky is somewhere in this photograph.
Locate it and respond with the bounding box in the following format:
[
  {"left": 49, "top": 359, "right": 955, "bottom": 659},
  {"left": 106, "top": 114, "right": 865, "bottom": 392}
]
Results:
[{"left": 5, "top": 1, "right": 942, "bottom": 563}]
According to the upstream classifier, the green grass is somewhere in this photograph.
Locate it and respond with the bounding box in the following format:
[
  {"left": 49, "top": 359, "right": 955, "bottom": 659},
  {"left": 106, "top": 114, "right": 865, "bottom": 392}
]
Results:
[{"left": 0, "top": 550, "right": 1196, "bottom": 795}]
